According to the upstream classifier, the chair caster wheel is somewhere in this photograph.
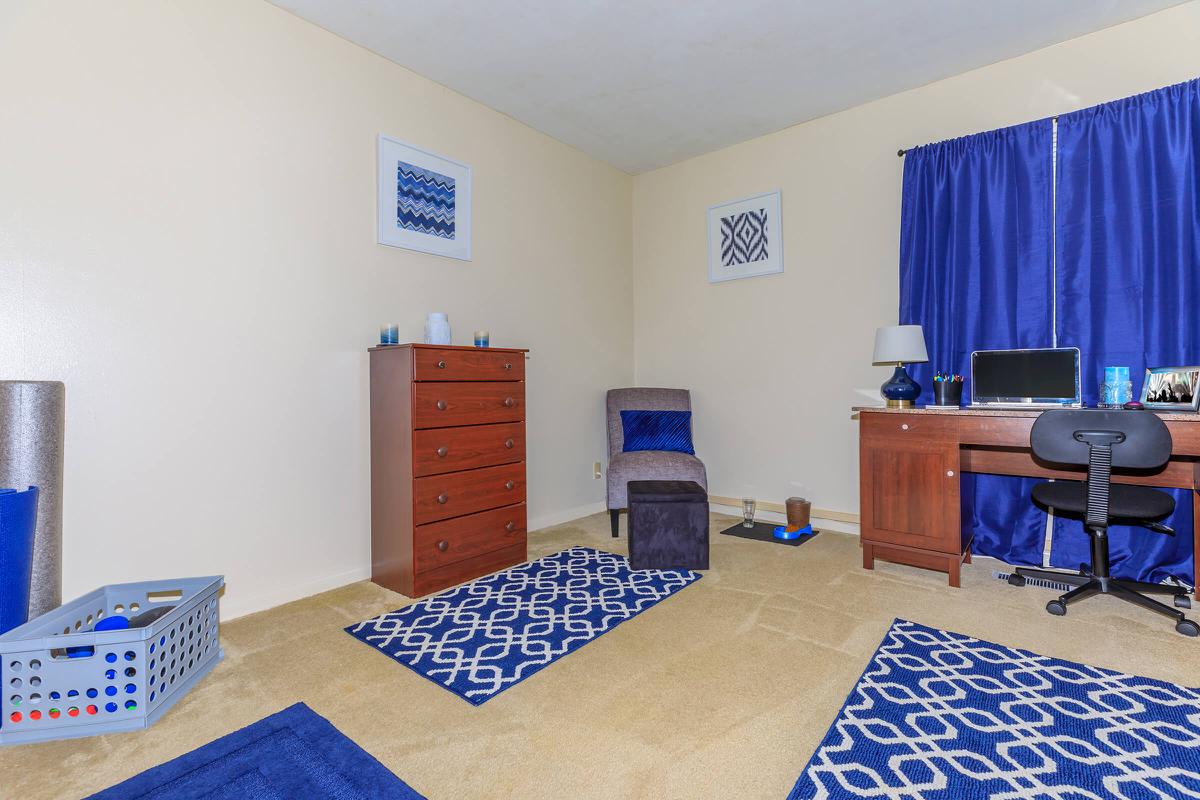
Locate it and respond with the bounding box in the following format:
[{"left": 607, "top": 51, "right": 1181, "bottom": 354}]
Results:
[
  {"left": 1007, "top": 574, "right": 1026, "bottom": 587},
  {"left": 1046, "top": 600, "right": 1067, "bottom": 616},
  {"left": 1174, "top": 595, "right": 1192, "bottom": 609},
  {"left": 1176, "top": 619, "right": 1199, "bottom": 637}
]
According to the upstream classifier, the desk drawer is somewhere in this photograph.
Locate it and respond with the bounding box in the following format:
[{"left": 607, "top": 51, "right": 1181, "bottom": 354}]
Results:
[
  {"left": 413, "top": 382, "right": 524, "bottom": 429},
  {"left": 413, "top": 422, "right": 525, "bottom": 477},
  {"left": 414, "top": 348, "right": 524, "bottom": 382},
  {"left": 414, "top": 503, "right": 526, "bottom": 572},
  {"left": 860, "top": 412, "right": 952, "bottom": 442},
  {"left": 413, "top": 461, "right": 526, "bottom": 524}
]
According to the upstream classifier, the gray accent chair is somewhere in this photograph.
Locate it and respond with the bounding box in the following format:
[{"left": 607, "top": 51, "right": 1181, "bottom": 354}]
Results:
[{"left": 606, "top": 388, "right": 707, "bottom": 537}]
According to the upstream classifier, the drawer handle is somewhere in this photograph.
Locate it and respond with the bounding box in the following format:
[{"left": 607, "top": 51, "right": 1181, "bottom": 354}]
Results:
[
  {"left": 504, "top": 438, "right": 514, "bottom": 449},
  {"left": 946, "top": 470, "right": 955, "bottom": 477},
  {"left": 436, "top": 400, "right": 448, "bottom": 411},
  {"left": 437, "top": 493, "right": 449, "bottom": 504},
  {"left": 504, "top": 363, "right": 512, "bottom": 370},
  {"left": 504, "top": 397, "right": 516, "bottom": 408},
  {"left": 436, "top": 446, "right": 448, "bottom": 458},
  {"left": 505, "top": 521, "right": 516, "bottom": 533},
  {"left": 900, "top": 423, "right": 909, "bottom": 431},
  {"left": 437, "top": 360, "right": 447, "bottom": 369},
  {"left": 505, "top": 480, "right": 515, "bottom": 490},
  {"left": 437, "top": 540, "right": 449, "bottom": 552}
]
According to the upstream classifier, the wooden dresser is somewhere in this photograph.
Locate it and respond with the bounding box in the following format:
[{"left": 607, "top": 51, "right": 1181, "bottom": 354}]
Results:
[{"left": 369, "top": 343, "right": 529, "bottom": 597}]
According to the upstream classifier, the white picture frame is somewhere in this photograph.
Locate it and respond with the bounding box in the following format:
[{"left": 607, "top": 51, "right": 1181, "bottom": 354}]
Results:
[
  {"left": 707, "top": 190, "right": 783, "bottom": 283},
  {"left": 377, "top": 134, "right": 472, "bottom": 261}
]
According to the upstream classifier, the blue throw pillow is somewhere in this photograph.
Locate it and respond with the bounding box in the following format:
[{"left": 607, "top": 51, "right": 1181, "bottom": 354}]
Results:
[{"left": 620, "top": 410, "right": 695, "bottom": 455}]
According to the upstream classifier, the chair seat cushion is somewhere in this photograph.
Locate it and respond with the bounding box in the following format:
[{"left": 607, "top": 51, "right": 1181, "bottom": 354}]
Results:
[
  {"left": 627, "top": 480, "right": 707, "bottom": 503},
  {"left": 1032, "top": 480, "right": 1175, "bottom": 521},
  {"left": 607, "top": 450, "right": 707, "bottom": 509}
]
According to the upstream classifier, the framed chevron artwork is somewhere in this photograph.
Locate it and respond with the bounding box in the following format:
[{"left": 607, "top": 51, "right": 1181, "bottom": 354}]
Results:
[
  {"left": 377, "top": 134, "right": 472, "bottom": 260},
  {"left": 706, "top": 189, "right": 783, "bottom": 283}
]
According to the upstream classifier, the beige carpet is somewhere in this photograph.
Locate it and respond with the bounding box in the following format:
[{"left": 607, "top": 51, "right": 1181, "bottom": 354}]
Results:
[{"left": 2, "top": 512, "right": 1196, "bottom": 799}]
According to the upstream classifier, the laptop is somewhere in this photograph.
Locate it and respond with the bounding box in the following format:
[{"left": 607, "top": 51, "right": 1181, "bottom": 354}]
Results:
[{"left": 970, "top": 347, "right": 1082, "bottom": 408}]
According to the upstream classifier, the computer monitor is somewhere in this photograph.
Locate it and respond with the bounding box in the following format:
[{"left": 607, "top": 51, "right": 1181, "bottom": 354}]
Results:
[{"left": 970, "top": 348, "right": 1081, "bottom": 407}]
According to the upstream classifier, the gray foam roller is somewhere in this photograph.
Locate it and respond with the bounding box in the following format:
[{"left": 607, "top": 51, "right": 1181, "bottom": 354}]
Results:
[{"left": 0, "top": 381, "right": 65, "bottom": 618}]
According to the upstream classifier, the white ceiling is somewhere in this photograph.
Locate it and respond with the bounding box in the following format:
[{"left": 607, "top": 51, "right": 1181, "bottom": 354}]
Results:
[{"left": 270, "top": 0, "right": 1184, "bottom": 173}]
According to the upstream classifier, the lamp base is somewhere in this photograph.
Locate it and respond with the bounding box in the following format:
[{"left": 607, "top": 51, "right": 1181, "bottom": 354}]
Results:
[
  {"left": 880, "top": 364, "right": 921, "bottom": 407},
  {"left": 885, "top": 399, "right": 915, "bottom": 409}
]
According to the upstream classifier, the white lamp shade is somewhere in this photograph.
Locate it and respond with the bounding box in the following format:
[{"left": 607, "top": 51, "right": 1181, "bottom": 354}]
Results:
[{"left": 873, "top": 325, "right": 929, "bottom": 364}]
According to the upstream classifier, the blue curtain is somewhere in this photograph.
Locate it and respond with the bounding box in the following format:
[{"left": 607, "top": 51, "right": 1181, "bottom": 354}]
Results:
[
  {"left": 899, "top": 121, "right": 1055, "bottom": 566},
  {"left": 1051, "top": 78, "right": 1200, "bottom": 586}
]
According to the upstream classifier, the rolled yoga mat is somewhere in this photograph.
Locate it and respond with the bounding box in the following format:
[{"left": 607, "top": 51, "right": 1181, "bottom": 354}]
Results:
[
  {"left": 0, "top": 486, "right": 39, "bottom": 634},
  {"left": 0, "top": 381, "right": 65, "bottom": 618}
]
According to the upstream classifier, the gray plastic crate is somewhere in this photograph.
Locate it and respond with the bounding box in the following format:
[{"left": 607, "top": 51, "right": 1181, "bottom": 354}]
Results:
[{"left": 0, "top": 575, "right": 223, "bottom": 745}]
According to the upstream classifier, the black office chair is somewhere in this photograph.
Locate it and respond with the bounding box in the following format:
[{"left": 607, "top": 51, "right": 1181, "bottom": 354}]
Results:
[{"left": 1008, "top": 409, "right": 1198, "bottom": 637}]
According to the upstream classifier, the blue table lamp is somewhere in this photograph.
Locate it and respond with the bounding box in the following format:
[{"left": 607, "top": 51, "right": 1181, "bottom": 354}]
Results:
[{"left": 873, "top": 325, "right": 929, "bottom": 408}]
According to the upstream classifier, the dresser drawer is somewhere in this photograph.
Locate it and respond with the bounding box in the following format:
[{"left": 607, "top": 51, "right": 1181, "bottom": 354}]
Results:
[
  {"left": 414, "top": 503, "right": 526, "bottom": 571},
  {"left": 414, "top": 348, "right": 525, "bottom": 382},
  {"left": 413, "top": 461, "right": 526, "bottom": 524},
  {"left": 413, "top": 422, "right": 525, "bottom": 477},
  {"left": 413, "top": 382, "right": 524, "bottom": 429}
]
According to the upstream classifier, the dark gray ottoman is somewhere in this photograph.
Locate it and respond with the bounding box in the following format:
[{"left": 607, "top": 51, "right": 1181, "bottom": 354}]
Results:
[{"left": 627, "top": 480, "right": 709, "bottom": 571}]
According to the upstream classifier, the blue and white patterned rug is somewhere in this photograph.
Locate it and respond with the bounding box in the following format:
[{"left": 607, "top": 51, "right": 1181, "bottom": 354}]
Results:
[
  {"left": 788, "top": 619, "right": 1200, "bottom": 799},
  {"left": 345, "top": 547, "right": 701, "bottom": 705}
]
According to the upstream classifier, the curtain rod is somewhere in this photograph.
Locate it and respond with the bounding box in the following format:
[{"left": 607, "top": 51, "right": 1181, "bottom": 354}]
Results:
[{"left": 898, "top": 114, "right": 1060, "bottom": 157}]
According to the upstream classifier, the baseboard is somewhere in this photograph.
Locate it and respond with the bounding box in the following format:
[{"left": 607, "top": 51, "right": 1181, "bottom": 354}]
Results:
[
  {"left": 709, "top": 497, "right": 860, "bottom": 536},
  {"left": 708, "top": 495, "right": 860, "bottom": 525},
  {"left": 220, "top": 564, "right": 373, "bottom": 621},
  {"left": 528, "top": 501, "right": 607, "bottom": 532}
]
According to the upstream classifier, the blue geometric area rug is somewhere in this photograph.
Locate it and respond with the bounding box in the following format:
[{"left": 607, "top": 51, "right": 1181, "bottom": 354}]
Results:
[
  {"left": 346, "top": 546, "right": 702, "bottom": 705},
  {"left": 88, "top": 702, "right": 424, "bottom": 799},
  {"left": 788, "top": 619, "right": 1200, "bottom": 800}
]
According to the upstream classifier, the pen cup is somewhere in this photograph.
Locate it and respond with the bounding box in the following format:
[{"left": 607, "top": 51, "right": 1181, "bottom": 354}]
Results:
[{"left": 933, "top": 381, "right": 963, "bottom": 407}]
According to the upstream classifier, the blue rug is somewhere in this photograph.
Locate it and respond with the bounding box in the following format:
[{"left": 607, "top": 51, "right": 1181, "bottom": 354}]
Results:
[
  {"left": 788, "top": 619, "right": 1200, "bottom": 799},
  {"left": 88, "top": 703, "right": 424, "bottom": 799},
  {"left": 346, "top": 546, "right": 702, "bottom": 705}
]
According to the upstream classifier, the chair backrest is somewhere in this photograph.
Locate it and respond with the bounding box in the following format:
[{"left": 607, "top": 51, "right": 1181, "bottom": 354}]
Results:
[
  {"left": 1030, "top": 409, "right": 1172, "bottom": 469},
  {"left": 606, "top": 388, "right": 691, "bottom": 458}
]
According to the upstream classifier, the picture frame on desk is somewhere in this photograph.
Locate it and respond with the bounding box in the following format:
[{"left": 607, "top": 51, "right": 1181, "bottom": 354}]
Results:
[{"left": 1140, "top": 366, "right": 1200, "bottom": 411}]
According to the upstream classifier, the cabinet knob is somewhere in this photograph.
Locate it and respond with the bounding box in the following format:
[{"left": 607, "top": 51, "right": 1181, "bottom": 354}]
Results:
[
  {"left": 437, "top": 360, "right": 446, "bottom": 369},
  {"left": 505, "top": 521, "right": 516, "bottom": 533},
  {"left": 504, "top": 438, "right": 514, "bottom": 449},
  {"left": 505, "top": 480, "right": 515, "bottom": 490},
  {"left": 436, "top": 400, "right": 448, "bottom": 410},
  {"left": 437, "top": 493, "right": 449, "bottom": 504},
  {"left": 436, "top": 446, "right": 448, "bottom": 458},
  {"left": 504, "top": 363, "right": 512, "bottom": 370},
  {"left": 901, "top": 423, "right": 909, "bottom": 431},
  {"left": 504, "top": 397, "right": 516, "bottom": 408},
  {"left": 437, "top": 540, "right": 449, "bottom": 552},
  {"left": 946, "top": 470, "right": 955, "bottom": 477}
]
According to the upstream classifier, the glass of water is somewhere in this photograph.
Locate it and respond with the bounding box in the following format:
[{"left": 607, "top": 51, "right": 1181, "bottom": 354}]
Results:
[{"left": 741, "top": 497, "right": 756, "bottom": 528}]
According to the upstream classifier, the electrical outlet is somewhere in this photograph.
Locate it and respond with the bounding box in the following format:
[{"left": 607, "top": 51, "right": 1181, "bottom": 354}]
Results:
[{"left": 593, "top": 461, "right": 602, "bottom": 479}]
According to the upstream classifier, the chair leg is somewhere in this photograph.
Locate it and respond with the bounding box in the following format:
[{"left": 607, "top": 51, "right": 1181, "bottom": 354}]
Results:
[
  {"left": 1114, "top": 578, "right": 1189, "bottom": 598},
  {"left": 1107, "top": 582, "right": 1186, "bottom": 622},
  {"left": 1058, "top": 579, "right": 1101, "bottom": 607},
  {"left": 610, "top": 509, "right": 620, "bottom": 538},
  {"left": 1014, "top": 567, "right": 1090, "bottom": 587}
]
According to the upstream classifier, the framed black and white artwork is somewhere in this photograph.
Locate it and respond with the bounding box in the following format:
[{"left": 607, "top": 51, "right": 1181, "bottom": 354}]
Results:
[
  {"left": 706, "top": 190, "right": 783, "bottom": 283},
  {"left": 377, "top": 134, "right": 472, "bottom": 261},
  {"left": 1140, "top": 366, "right": 1200, "bottom": 411}
]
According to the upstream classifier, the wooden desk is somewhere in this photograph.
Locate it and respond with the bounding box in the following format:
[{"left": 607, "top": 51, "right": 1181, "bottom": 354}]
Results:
[{"left": 855, "top": 407, "right": 1200, "bottom": 598}]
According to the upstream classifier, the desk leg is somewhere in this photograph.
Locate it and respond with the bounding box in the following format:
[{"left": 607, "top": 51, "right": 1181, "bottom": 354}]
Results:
[
  {"left": 1193, "top": 464, "right": 1200, "bottom": 601},
  {"left": 947, "top": 555, "right": 961, "bottom": 588},
  {"left": 862, "top": 541, "right": 875, "bottom": 570}
]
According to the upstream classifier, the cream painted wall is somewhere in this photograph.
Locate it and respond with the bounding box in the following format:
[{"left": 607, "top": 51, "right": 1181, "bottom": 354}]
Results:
[
  {"left": 0, "top": 1, "right": 632, "bottom": 618},
  {"left": 631, "top": 3, "right": 1200, "bottom": 518}
]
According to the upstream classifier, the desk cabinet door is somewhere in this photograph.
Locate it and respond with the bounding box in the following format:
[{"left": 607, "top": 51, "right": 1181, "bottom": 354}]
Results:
[{"left": 860, "top": 438, "right": 960, "bottom": 553}]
